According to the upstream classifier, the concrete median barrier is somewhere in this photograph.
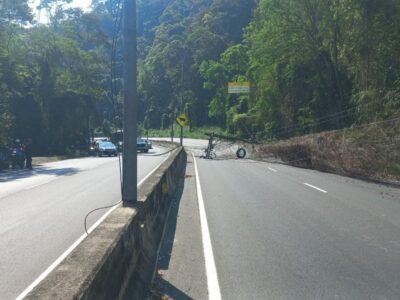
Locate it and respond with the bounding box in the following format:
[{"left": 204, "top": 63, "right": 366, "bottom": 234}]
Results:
[{"left": 26, "top": 147, "right": 187, "bottom": 300}]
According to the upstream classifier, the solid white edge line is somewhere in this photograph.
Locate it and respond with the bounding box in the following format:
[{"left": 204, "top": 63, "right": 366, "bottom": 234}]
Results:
[
  {"left": 138, "top": 152, "right": 170, "bottom": 188},
  {"left": 15, "top": 205, "right": 118, "bottom": 300},
  {"left": 268, "top": 167, "right": 278, "bottom": 172},
  {"left": 192, "top": 153, "right": 222, "bottom": 300},
  {"left": 16, "top": 153, "right": 170, "bottom": 300},
  {"left": 304, "top": 183, "right": 328, "bottom": 193}
]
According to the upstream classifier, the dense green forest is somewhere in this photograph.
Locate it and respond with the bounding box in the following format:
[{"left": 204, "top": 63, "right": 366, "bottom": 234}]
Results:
[{"left": 1, "top": 0, "right": 399, "bottom": 154}]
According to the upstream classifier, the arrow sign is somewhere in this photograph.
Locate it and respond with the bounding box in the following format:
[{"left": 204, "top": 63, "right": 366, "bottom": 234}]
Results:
[{"left": 176, "top": 113, "right": 189, "bottom": 127}]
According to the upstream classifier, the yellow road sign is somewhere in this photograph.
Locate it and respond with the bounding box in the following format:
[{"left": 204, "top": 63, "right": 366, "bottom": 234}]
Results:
[{"left": 176, "top": 113, "right": 189, "bottom": 127}]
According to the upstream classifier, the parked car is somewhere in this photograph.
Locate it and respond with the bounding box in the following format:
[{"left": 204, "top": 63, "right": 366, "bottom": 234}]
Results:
[
  {"left": 137, "top": 138, "right": 149, "bottom": 153},
  {"left": 90, "top": 138, "right": 111, "bottom": 156},
  {"left": 93, "top": 137, "right": 109, "bottom": 143},
  {"left": 95, "top": 141, "right": 118, "bottom": 157}
]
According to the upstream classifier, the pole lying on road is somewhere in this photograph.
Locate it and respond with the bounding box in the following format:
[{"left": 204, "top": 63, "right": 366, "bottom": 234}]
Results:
[{"left": 122, "top": 0, "right": 137, "bottom": 204}]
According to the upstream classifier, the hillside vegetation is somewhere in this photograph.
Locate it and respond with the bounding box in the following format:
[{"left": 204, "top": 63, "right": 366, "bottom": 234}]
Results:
[
  {"left": 1, "top": 0, "right": 399, "bottom": 156},
  {"left": 251, "top": 116, "right": 400, "bottom": 183}
]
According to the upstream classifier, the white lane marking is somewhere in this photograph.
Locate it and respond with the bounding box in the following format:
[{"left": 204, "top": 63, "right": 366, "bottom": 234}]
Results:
[
  {"left": 15, "top": 205, "right": 118, "bottom": 300},
  {"left": 304, "top": 183, "right": 328, "bottom": 193},
  {"left": 268, "top": 167, "right": 278, "bottom": 172},
  {"left": 192, "top": 153, "right": 222, "bottom": 300},
  {"left": 16, "top": 155, "right": 169, "bottom": 300},
  {"left": 137, "top": 155, "right": 169, "bottom": 188}
]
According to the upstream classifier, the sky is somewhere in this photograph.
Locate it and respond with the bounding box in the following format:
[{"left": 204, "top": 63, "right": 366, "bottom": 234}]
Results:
[{"left": 31, "top": 0, "right": 92, "bottom": 23}]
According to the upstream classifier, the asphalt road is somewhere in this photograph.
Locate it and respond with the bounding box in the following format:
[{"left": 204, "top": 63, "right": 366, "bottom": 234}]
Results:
[
  {"left": 194, "top": 158, "right": 400, "bottom": 299},
  {"left": 155, "top": 136, "right": 400, "bottom": 299},
  {"left": 0, "top": 147, "right": 168, "bottom": 300}
]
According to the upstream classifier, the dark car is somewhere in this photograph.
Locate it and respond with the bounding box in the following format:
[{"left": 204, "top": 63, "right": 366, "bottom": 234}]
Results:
[
  {"left": 137, "top": 138, "right": 149, "bottom": 153},
  {"left": 95, "top": 141, "right": 118, "bottom": 157}
]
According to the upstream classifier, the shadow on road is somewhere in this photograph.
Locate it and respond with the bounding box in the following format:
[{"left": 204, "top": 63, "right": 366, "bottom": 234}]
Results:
[
  {"left": 0, "top": 166, "right": 80, "bottom": 183},
  {"left": 156, "top": 169, "right": 185, "bottom": 271},
  {"left": 149, "top": 163, "right": 190, "bottom": 299},
  {"left": 149, "top": 277, "right": 193, "bottom": 300}
]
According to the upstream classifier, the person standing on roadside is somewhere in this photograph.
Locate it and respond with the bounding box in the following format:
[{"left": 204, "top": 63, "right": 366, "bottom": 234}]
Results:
[
  {"left": 25, "top": 139, "right": 33, "bottom": 170},
  {"left": 11, "top": 139, "right": 21, "bottom": 169}
]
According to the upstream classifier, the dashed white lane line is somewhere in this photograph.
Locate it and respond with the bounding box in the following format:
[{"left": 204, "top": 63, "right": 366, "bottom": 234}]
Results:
[
  {"left": 16, "top": 156, "right": 169, "bottom": 300},
  {"left": 268, "top": 167, "right": 278, "bottom": 172},
  {"left": 304, "top": 183, "right": 328, "bottom": 193},
  {"left": 192, "top": 153, "right": 222, "bottom": 300}
]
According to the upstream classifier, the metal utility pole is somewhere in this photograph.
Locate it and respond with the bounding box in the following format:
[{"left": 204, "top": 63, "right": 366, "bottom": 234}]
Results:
[
  {"left": 122, "top": 0, "right": 137, "bottom": 204},
  {"left": 180, "top": 126, "right": 183, "bottom": 146}
]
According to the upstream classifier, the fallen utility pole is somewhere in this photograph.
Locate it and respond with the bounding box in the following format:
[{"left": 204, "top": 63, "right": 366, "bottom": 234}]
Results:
[
  {"left": 122, "top": 0, "right": 137, "bottom": 204},
  {"left": 204, "top": 132, "right": 258, "bottom": 144}
]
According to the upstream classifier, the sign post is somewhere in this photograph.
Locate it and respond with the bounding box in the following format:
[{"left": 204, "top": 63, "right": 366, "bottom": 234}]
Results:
[{"left": 175, "top": 113, "right": 189, "bottom": 146}]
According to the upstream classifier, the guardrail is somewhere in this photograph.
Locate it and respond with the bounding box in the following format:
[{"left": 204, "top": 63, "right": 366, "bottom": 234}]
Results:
[{"left": 26, "top": 146, "right": 187, "bottom": 299}]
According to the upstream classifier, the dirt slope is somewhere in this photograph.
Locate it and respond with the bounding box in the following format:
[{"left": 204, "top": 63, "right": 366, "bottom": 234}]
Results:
[{"left": 251, "top": 118, "right": 400, "bottom": 184}]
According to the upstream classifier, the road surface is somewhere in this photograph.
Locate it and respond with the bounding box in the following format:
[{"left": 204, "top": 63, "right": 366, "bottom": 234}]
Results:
[
  {"left": 0, "top": 147, "right": 169, "bottom": 300},
  {"left": 156, "top": 140, "right": 400, "bottom": 299}
]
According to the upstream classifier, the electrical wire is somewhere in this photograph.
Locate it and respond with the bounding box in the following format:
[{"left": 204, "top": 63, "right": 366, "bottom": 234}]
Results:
[
  {"left": 140, "top": 147, "right": 178, "bottom": 157},
  {"left": 254, "top": 116, "right": 400, "bottom": 165},
  {"left": 274, "top": 113, "right": 354, "bottom": 136},
  {"left": 269, "top": 101, "right": 400, "bottom": 137},
  {"left": 83, "top": 0, "right": 124, "bottom": 235},
  {"left": 83, "top": 146, "right": 177, "bottom": 235},
  {"left": 110, "top": 0, "right": 123, "bottom": 119},
  {"left": 348, "top": 115, "right": 400, "bottom": 129},
  {"left": 110, "top": 0, "right": 124, "bottom": 194},
  {"left": 272, "top": 109, "right": 400, "bottom": 139},
  {"left": 271, "top": 109, "right": 354, "bottom": 136},
  {"left": 84, "top": 200, "right": 122, "bottom": 235}
]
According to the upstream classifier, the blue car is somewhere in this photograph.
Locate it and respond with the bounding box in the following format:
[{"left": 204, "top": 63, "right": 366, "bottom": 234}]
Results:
[
  {"left": 95, "top": 142, "right": 118, "bottom": 157},
  {"left": 137, "top": 138, "right": 149, "bottom": 153}
]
